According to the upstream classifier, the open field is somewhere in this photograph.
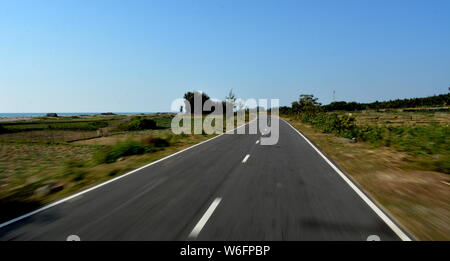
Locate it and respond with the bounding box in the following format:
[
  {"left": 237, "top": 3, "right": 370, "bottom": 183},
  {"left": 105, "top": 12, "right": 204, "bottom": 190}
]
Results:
[
  {"left": 0, "top": 130, "right": 99, "bottom": 143},
  {"left": 341, "top": 110, "right": 449, "bottom": 127},
  {"left": 0, "top": 114, "right": 220, "bottom": 222},
  {"left": 0, "top": 113, "right": 252, "bottom": 223},
  {"left": 289, "top": 110, "right": 449, "bottom": 174},
  {"left": 284, "top": 111, "right": 450, "bottom": 240}
]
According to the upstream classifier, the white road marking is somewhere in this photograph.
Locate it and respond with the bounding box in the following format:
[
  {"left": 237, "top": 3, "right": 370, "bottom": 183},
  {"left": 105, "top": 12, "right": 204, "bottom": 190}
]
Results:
[
  {"left": 66, "top": 235, "right": 81, "bottom": 241},
  {"left": 242, "top": 154, "right": 251, "bottom": 163},
  {"left": 0, "top": 120, "right": 256, "bottom": 230},
  {"left": 283, "top": 119, "right": 413, "bottom": 241},
  {"left": 255, "top": 140, "right": 260, "bottom": 144},
  {"left": 188, "top": 198, "right": 222, "bottom": 239}
]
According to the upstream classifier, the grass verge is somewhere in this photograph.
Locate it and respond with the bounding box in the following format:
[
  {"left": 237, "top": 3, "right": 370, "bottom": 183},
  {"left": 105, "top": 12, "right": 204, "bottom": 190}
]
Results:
[{"left": 283, "top": 116, "right": 450, "bottom": 240}]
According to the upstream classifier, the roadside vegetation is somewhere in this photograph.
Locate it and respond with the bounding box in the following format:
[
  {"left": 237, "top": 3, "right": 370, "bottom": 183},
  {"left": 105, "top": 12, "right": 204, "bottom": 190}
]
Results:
[
  {"left": 281, "top": 93, "right": 450, "bottom": 240},
  {"left": 0, "top": 113, "right": 193, "bottom": 222},
  {"left": 322, "top": 93, "right": 449, "bottom": 111},
  {"left": 0, "top": 90, "right": 252, "bottom": 223},
  {"left": 282, "top": 93, "right": 450, "bottom": 174},
  {"left": 294, "top": 112, "right": 449, "bottom": 173}
]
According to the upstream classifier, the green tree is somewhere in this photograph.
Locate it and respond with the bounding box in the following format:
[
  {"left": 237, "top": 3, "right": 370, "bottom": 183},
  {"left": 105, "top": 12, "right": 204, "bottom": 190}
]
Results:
[
  {"left": 183, "top": 91, "right": 211, "bottom": 115},
  {"left": 292, "top": 94, "right": 321, "bottom": 113}
]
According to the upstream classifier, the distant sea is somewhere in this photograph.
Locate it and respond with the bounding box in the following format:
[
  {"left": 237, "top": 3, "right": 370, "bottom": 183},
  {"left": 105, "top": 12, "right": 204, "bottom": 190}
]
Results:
[{"left": 0, "top": 112, "right": 159, "bottom": 118}]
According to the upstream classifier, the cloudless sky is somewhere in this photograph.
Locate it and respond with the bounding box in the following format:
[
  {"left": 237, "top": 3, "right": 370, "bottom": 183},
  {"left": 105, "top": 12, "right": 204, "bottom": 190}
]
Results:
[{"left": 1, "top": 0, "right": 449, "bottom": 112}]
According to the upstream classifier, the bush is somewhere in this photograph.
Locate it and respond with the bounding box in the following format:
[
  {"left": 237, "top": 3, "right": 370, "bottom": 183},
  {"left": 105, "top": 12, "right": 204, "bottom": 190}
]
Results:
[
  {"left": 436, "top": 155, "right": 450, "bottom": 174},
  {"left": 70, "top": 169, "right": 88, "bottom": 181},
  {"left": 294, "top": 112, "right": 450, "bottom": 173},
  {"left": 141, "top": 136, "right": 170, "bottom": 147},
  {"left": 62, "top": 159, "right": 88, "bottom": 181},
  {"left": 0, "top": 125, "right": 8, "bottom": 134},
  {"left": 94, "top": 139, "right": 146, "bottom": 164},
  {"left": 108, "top": 168, "right": 122, "bottom": 176},
  {"left": 119, "top": 118, "right": 157, "bottom": 131},
  {"left": 299, "top": 112, "right": 358, "bottom": 138},
  {"left": 64, "top": 159, "right": 85, "bottom": 169}
]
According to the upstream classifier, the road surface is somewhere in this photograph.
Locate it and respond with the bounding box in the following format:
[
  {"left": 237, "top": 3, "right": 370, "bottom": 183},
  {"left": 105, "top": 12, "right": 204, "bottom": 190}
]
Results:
[{"left": 0, "top": 118, "right": 409, "bottom": 241}]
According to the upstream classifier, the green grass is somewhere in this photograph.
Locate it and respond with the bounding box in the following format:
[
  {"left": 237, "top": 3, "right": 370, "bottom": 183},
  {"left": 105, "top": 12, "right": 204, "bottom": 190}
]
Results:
[
  {"left": 93, "top": 133, "right": 175, "bottom": 164},
  {"left": 94, "top": 139, "right": 146, "bottom": 164},
  {"left": 289, "top": 112, "right": 450, "bottom": 173},
  {"left": 116, "top": 118, "right": 157, "bottom": 131},
  {"left": 153, "top": 117, "right": 173, "bottom": 128}
]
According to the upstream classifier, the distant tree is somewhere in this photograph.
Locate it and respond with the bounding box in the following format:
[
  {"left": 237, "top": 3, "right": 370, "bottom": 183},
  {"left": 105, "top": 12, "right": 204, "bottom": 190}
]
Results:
[
  {"left": 223, "top": 89, "right": 237, "bottom": 114},
  {"left": 225, "top": 89, "right": 237, "bottom": 106},
  {"left": 291, "top": 101, "right": 301, "bottom": 113},
  {"left": 183, "top": 91, "right": 211, "bottom": 115},
  {"left": 323, "top": 101, "right": 365, "bottom": 111},
  {"left": 292, "top": 94, "right": 321, "bottom": 113},
  {"left": 278, "top": 106, "right": 293, "bottom": 115},
  {"left": 300, "top": 94, "right": 321, "bottom": 107}
]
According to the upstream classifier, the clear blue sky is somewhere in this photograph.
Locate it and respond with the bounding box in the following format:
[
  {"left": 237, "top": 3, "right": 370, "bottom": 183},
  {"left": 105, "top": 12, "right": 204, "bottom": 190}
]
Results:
[{"left": 1, "top": 0, "right": 449, "bottom": 112}]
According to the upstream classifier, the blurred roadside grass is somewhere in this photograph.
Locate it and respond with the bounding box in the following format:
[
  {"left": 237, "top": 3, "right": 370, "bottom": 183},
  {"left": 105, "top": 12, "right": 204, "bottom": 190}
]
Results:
[
  {"left": 284, "top": 114, "right": 450, "bottom": 240},
  {"left": 292, "top": 112, "right": 449, "bottom": 173},
  {"left": 0, "top": 114, "right": 250, "bottom": 223}
]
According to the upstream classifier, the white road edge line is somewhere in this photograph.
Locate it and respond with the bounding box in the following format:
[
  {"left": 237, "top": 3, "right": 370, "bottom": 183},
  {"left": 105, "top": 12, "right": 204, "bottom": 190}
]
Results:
[
  {"left": 188, "top": 198, "right": 222, "bottom": 239},
  {"left": 242, "top": 154, "right": 251, "bottom": 163},
  {"left": 283, "top": 119, "right": 412, "bottom": 241},
  {"left": 0, "top": 120, "right": 256, "bottom": 230}
]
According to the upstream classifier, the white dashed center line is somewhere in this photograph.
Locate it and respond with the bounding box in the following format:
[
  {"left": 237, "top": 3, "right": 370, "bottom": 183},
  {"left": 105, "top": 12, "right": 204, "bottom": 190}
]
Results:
[
  {"left": 188, "top": 198, "right": 222, "bottom": 239},
  {"left": 242, "top": 154, "right": 251, "bottom": 163}
]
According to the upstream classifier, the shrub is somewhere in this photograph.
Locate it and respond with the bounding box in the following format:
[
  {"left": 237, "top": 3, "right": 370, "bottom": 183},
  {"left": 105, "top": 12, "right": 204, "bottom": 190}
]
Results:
[
  {"left": 108, "top": 168, "right": 122, "bottom": 176},
  {"left": 436, "top": 155, "right": 450, "bottom": 174},
  {"left": 71, "top": 169, "right": 88, "bottom": 181},
  {"left": 141, "top": 136, "right": 170, "bottom": 147},
  {"left": 0, "top": 124, "right": 8, "bottom": 134},
  {"left": 299, "top": 112, "right": 358, "bottom": 138},
  {"left": 357, "top": 126, "right": 385, "bottom": 143},
  {"left": 94, "top": 139, "right": 146, "bottom": 164},
  {"left": 64, "top": 159, "right": 85, "bottom": 169},
  {"left": 62, "top": 159, "right": 88, "bottom": 181},
  {"left": 294, "top": 112, "right": 450, "bottom": 173},
  {"left": 119, "top": 118, "right": 157, "bottom": 131}
]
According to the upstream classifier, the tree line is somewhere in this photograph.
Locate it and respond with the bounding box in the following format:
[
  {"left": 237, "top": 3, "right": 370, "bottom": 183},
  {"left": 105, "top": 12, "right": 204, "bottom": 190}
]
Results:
[
  {"left": 182, "top": 90, "right": 264, "bottom": 115},
  {"left": 182, "top": 90, "right": 239, "bottom": 115},
  {"left": 323, "top": 93, "right": 449, "bottom": 111},
  {"left": 279, "top": 92, "right": 449, "bottom": 114}
]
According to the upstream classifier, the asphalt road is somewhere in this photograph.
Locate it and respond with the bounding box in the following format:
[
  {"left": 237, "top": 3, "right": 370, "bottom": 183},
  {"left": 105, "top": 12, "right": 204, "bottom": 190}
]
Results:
[{"left": 0, "top": 118, "right": 409, "bottom": 241}]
